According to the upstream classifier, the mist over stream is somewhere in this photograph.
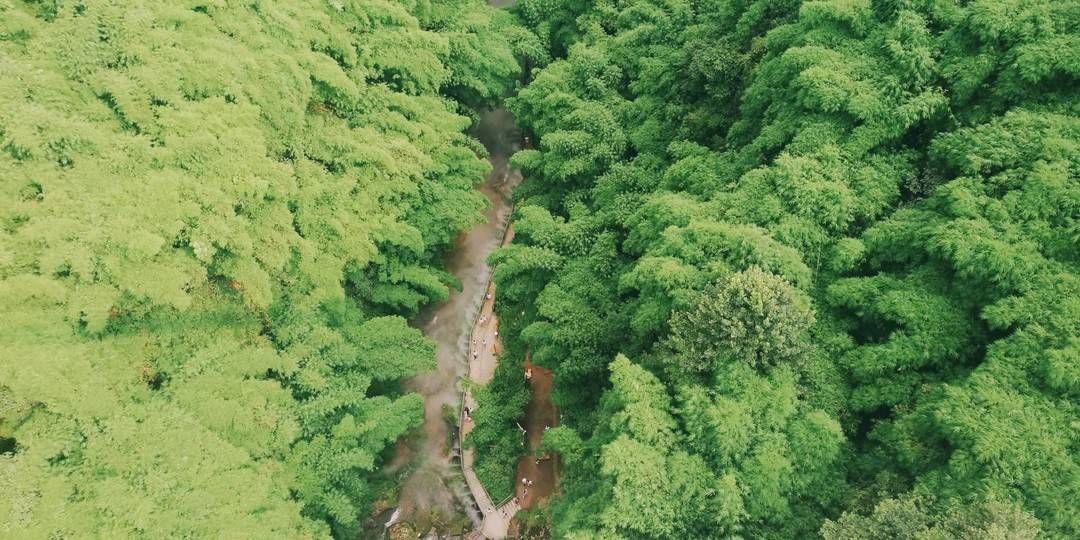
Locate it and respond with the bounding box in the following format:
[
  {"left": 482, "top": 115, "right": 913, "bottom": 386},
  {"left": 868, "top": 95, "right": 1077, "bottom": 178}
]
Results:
[{"left": 388, "top": 105, "right": 521, "bottom": 527}]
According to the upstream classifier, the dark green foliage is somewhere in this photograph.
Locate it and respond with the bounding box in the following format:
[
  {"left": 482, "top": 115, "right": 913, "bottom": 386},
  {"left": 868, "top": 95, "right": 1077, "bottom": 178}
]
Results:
[
  {"left": 492, "top": 0, "right": 1078, "bottom": 537},
  {"left": 0, "top": 0, "right": 520, "bottom": 537},
  {"left": 667, "top": 266, "right": 814, "bottom": 374}
]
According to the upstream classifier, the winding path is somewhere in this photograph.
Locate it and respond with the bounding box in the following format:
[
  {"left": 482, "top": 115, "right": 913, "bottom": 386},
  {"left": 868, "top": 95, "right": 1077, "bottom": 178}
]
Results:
[
  {"left": 419, "top": 4, "right": 537, "bottom": 535},
  {"left": 457, "top": 227, "right": 521, "bottom": 539},
  {"left": 456, "top": 220, "right": 559, "bottom": 538}
]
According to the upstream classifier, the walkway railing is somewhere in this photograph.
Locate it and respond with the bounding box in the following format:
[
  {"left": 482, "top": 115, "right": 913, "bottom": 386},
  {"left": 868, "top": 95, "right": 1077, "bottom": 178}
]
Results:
[{"left": 456, "top": 203, "right": 516, "bottom": 537}]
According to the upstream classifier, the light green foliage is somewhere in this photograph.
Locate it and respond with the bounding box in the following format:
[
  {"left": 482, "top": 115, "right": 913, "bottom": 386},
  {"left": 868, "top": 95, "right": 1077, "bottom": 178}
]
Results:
[
  {"left": 415, "top": 0, "right": 539, "bottom": 107},
  {"left": 552, "top": 355, "right": 839, "bottom": 538},
  {"left": 607, "top": 355, "right": 676, "bottom": 450},
  {"left": 821, "top": 496, "right": 1041, "bottom": 540},
  {"left": 0, "top": 0, "right": 521, "bottom": 537},
  {"left": 595, "top": 357, "right": 741, "bottom": 538},
  {"left": 492, "top": 0, "right": 1078, "bottom": 537},
  {"left": 678, "top": 364, "right": 845, "bottom": 535}
]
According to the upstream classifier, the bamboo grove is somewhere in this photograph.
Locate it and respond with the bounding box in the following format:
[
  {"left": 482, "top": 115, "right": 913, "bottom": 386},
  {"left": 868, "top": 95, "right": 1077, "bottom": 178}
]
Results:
[
  {"left": 0, "top": 1, "right": 525, "bottom": 537},
  {"left": 476, "top": 0, "right": 1079, "bottom": 538},
  {"left": 1, "top": 0, "right": 1077, "bottom": 539}
]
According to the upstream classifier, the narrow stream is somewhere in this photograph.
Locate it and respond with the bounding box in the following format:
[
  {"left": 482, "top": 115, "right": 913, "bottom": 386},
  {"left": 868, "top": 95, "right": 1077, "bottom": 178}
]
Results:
[
  {"left": 384, "top": 1, "right": 526, "bottom": 533},
  {"left": 389, "top": 105, "right": 522, "bottom": 528}
]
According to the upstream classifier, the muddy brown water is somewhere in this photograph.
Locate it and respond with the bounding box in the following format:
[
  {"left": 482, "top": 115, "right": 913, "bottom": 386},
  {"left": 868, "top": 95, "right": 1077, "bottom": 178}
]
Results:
[{"left": 389, "top": 105, "right": 522, "bottom": 526}]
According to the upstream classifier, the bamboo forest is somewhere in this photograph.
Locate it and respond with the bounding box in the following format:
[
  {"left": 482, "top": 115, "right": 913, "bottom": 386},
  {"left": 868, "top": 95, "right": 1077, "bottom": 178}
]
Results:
[{"left": 0, "top": 0, "right": 1076, "bottom": 538}]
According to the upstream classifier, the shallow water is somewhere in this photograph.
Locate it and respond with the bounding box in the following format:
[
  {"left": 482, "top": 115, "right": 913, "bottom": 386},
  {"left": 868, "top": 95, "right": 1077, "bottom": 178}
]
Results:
[{"left": 391, "top": 106, "right": 522, "bottom": 525}]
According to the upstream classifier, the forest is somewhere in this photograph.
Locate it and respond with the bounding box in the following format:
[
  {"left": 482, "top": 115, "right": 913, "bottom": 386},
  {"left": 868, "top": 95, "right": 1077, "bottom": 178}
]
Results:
[
  {"left": 477, "top": 0, "right": 1079, "bottom": 538},
  {"left": 2, "top": 0, "right": 1078, "bottom": 539},
  {"left": 0, "top": 0, "right": 524, "bottom": 537}
]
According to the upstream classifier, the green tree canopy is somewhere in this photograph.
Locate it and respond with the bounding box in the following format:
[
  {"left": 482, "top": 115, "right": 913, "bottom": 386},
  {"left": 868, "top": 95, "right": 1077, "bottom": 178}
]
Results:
[
  {"left": 0, "top": 0, "right": 522, "bottom": 537},
  {"left": 667, "top": 266, "right": 815, "bottom": 374},
  {"left": 490, "top": 0, "right": 1078, "bottom": 537}
]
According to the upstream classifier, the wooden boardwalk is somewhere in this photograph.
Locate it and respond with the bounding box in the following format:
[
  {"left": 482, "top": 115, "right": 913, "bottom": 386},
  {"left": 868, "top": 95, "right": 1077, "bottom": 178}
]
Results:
[
  {"left": 461, "top": 387, "right": 520, "bottom": 538},
  {"left": 457, "top": 226, "right": 519, "bottom": 538}
]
